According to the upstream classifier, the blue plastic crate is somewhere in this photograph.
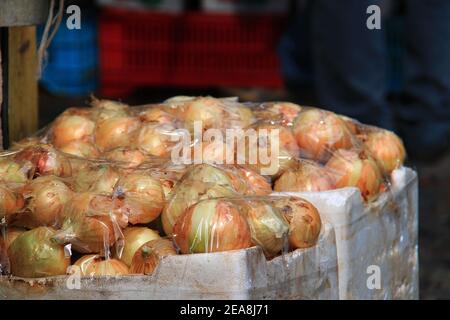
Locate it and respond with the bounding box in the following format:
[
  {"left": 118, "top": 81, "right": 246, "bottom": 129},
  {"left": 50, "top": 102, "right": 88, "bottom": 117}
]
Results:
[{"left": 37, "top": 14, "right": 98, "bottom": 96}]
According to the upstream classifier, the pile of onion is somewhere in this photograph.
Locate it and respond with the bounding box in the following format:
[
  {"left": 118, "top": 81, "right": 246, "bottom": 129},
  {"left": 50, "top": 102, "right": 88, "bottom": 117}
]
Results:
[
  {"left": 0, "top": 186, "right": 24, "bottom": 223},
  {"left": 56, "top": 192, "right": 125, "bottom": 254},
  {"left": 51, "top": 108, "right": 95, "bottom": 148},
  {"left": 162, "top": 180, "right": 236, "bottom": 236},
  {"left": 326, "top": 149, "right": 382, "bottom": 202},
  {"left": 15, "top": 176, "right": 73, "bottom": 228},
  {"left": 8, "top": 227, "right": 70, "bottom": 278},
  {"left": 274, "top": 161, "right": 336, "bottom": 192},
  {"left": 361, "top": 129, "right": 406, "bottom": 175},
  {"left": 114, "top": 227, "right": 160, "bottom": 266},
  {"left": 130, "top": 238, "right": 177, "bottom": 275},
  {"left": 293, "top": 108, "right": 354, "bottom": 162},
  {"left": 273, "top": 197, "right": 322, "bottom": 249},
  {"left": 173, "top": 199, "right": 252, "bottom": 254},
  {"left": 94, "top": 116, "right": 141, "bottom": 152},
  {"left": 73, "top": 254, "right": 129, "bottom": 276},
  {"left": 13, "top": 144, "right": 72, "bottom": 177},
  {"left": 239, "top": 200, "right": 289, "bottom": 257},
  {"left": 114, "top": 173, "right": 165, "bottom": 225}
]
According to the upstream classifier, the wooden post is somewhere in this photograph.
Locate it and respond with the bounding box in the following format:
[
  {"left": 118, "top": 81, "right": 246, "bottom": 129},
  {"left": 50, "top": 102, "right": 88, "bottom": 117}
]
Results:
[{"left": 6, "top": 26, "right": 39, "bottom": 146}]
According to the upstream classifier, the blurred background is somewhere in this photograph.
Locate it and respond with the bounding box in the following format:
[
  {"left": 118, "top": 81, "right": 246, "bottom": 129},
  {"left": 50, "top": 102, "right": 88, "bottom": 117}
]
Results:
[{"left": 11, "top": 0, "right": 450, "bottom": 298}]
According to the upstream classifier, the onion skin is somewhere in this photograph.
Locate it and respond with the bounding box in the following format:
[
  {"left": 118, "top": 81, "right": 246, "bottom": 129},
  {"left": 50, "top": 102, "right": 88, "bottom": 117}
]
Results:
[
  {"left": 273, "top": 197, "right": 322, "bottom": 249},
  {"left": 91, "top": 97, "right": 129, "bottom": 113},
  {"left": 255, "top": 123, "right": 300, "bottom": 156},
  {"left": 274, "top": 162, "right": 336, "bottom": 192},
  {"left": 94, "top": 116, "right": 141, "bottom": 152},
  {"left": 139, "top": 107, "right": 177, "bottom": 124},
  {"left": 234, "top": 167, "right": 272, "bottom": 196},
  {"left": 240, "top": 201, "right": 289, "bottom": 257},
  {"left": 13, "top": 144, "right": 72, "bottom": 177},
  {"left": 74, "top": 255, "right": 129, "bottom": 276},
  {"left": 130, "top": 239, "right": 176, "bottom": 275},
  {"left": 0, "top": 227, "right": 26, "bottom": 249},
  {"left": 0, "top": 159, "right": 32, "bottom": 184},
  {"left": 73, "top": 165, "right": 120, "bottom": 194},
  {"left": 102, "top": 148, "right": 146, "bottom": 168},
  {"left": 115, "top": 173, "right": 165, "bottom": 224},
  {"left": 326, "top": 149, "right": 383, "bottom": 202},
  {"left": 8, "top": 227, "right": 70, "bottom": 278},
  {"left": 59, "top": 140, "right": 100, "bottom": 159},
  {"left": 255, "top": 102, "right": 302, "bottom": 126},
  {"left": 51, "top": 114, "right": 95, "bottom": 148},
  {"left": 0, "top": 186, "right": 24, "bottom": 223},
  {"left": 161, "top": 181, "right": 236, "bottom": 236},
  {"left": 173, "top": 199, "right": 252, "bottom": 254},
  {"left": 57, "top": 193, "right": 124, "bottom": 254},
  {"left": 362, "top": 130, "right": 406, "bottom": 174},
  {"left": 183, "top": 97, "right": 224, "bottom": 132},
  {"left": 293, "top": 109, "right": 354, "bottom": 162},
  {"left": 136, "top": 124, "right": 175, "bottom": 157},
  {"left": 115, "top": 227, "right": 160, "bottom": 266},
  {"left": 16, "top": 176, "right": 73, "bottom": 228}
]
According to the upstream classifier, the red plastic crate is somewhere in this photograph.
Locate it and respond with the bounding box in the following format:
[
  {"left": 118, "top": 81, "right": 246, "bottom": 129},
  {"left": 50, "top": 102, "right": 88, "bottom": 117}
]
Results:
[{"left": 99, "top": 8, "right": 286, "bottom": 97}]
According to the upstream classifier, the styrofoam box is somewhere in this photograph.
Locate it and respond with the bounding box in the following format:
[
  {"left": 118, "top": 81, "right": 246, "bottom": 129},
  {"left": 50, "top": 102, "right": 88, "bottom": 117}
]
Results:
[
  {"left": 274, "top": 166, "right": 419, "bottom": 299},
  {"left": 0, "top": 223, "right": 337, "bottom": 300},
  {"left": 201, "top": 0, "right": 290, "bottom": 13}
]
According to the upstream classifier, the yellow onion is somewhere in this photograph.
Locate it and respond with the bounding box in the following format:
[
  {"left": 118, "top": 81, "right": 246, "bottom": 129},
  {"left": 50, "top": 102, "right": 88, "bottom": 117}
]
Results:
[
  {"left": 139, "top": 106, "right": 178, "bottom": 124},
  {"left": 51, "top": 113, "right": 95, "bottom": 148},
  {"left": 90, "top": 97, "right": 129, "bottom": 115},
  {"left": 240, "top": 200, "right": 289, "bottom": 257},
  {"left": 73, "top": 165, "right": 120, "bottom": 194},
  {"left": 8, "top": 227, "right": 70, "bottom": 278},
  {"left": 273, "top": 197, "right": 322, "bottom": 249},
  {"left": 173, "top": 199, "right": 252, "bottom": 254},
  {"left": 16, "top": 176, "right": 72, "bottom": 228},
  {"left": 162, "top": 181, "right": 236, "bottom": 236},
  {"left": 13, "top": 144, "right": 72, "bottom": 177},
  {"left": 274, "top": 161, "right": 336, "bottom": 192},
  {"left": 362, "top": 130, "right": 406, "bottom": 174},
  {"left": 234, "top": 167, "right": 272, "bottom": 196},
  {"left": 59, "top": 140, "right": 100, "bottom": 159},
  {"left": 0, "top": 227, "right": 26, "bottom": 249},
  {"left": 160, "top": 179, "right": 175, "bottom": 199},
  {"left": 293, "top": 108, "right": 354, "bottom": 162},
  {"left": 114, "top": 173, "right": 165, "bottom": 224},
  {"left": 57, "top": 192, "right": 125, "bottom": 253},
  {"left": 339, "top": 115, "right": 361, "bottom": 135},
  {"left": 0, "top": 159, "right": 33, "bottom": 184},
  {"left": 0, "top": 186, "right": 24, "bottom": 223},
  {"left": 183, "top": 96, "right": 225, "bottom": 132},
  {"left": 326, "top": 149, "right": 382, "bottom": 201},
  {"left": 115, "top": 227, "right": 161, "bottom": 266},
  {"left": 130, "top": 238, "right": 176, "bottom": 275},
  {"left": 102, "top": 147, "right": 146, "bottom": 168},
  {"left": 255, "top": 122, "right": 300, "bottom": 156},
  {"left": 235, "top": 106, "right": 255, "bottom": 128},
  {"left": 136, "top": 123, "right": 177, "bottom": 157},
  {"left": 255, "top": 102, "right": 302, "bottom": 126},
  {"left": 74, "top": 255, "right": 129, "bottom": 276},
  {"left": 94, "top": 116, "right": 141, "bottom": 152},
  {"left": 181, "top": 164, "right": 239, "bottom": 189}
]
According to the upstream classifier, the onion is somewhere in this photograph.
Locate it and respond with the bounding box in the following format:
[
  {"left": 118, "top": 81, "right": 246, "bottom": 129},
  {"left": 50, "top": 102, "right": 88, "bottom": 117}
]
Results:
[
  {"left": 339, "top": 115, "right": 361, "bottom": 135},
  {"left": 59, "top": 140, "right": 100, "bottom": 159},
  {"left": 173, "top": 199, "right": 252, "bottom": 254},
  {"left": 326, "top": 149, "right": 382, "bottom": 201},
  {"left": 102, "top": 147, "right": 146, "bottom": 168},
  {"left": 183, "top": 97, "right": 225, "bottom": 132},
  {"left": 13, "top": 144, "right": 72, "bottom": 177},
  {"left": 139, "top": 107, "right": 177, "bottom": 124},
  {"left": 293, "top": 109, "right": 354, "bottom": 162},
  {"left": 162, "top": 181, "right": 236, "bottom": 236},
  {"left": 16, "top": 176, "right": 72, "bottom": 228},
  {"left": 57, "top": 192, "right": 125, "bottom": 254},
  {"left": 94, "top": 116, "right": 141, "bottom": 152},
  {"left": 114, "top": 173, "right": 165, "bottom": 224},
  {"left": 274, "top": 161, "right": 336, "bottom": 192},
  {"left": 362, "top": 130, "right": 406, "bottom": 175},
  {"left": 160, "top": 179, "right": 174, "bottom": 199},
  {"left": 235, "top": 106, "right": 255, "bottom": 128},
  {"left": 181, "top": 164, "right": 239, "bottom": 189},
  {"left": 130, "top": 239, "right": 176, "bottom": 275},
  {"left": 90, "top": 97, "right": 129, "bottom": 113},
  {"left": 51, "top": 113, "right": 95, "bottom": 148},
  {"left": 0, "top": 186, "right": 24, "bottom": 223},
  {"left": 136, "top": 124, "right": 176, "bottom": 157},
  {"left": 240, "top": 200, "right": 289, "bottom": 257},
  {"left": 74, "top": 255, "right": 129, "bottom": 276},
  {"left": 255, "top": 123, "right": 300, "bottom": 156},
  {"left": 256, "top": 102, "right": 302, "bottom": 125},
  {"left": 8, "top": 227, "right": 70, "bottom": 277},
  {"left": 114, "top": 227, "right": 160, "bottom": 266},
  {"left": 234, "top": 167, "right": 272, "bottom": 196},
  {"left": 0, "top": 227, "right": 26, "bottom": 249},
  {"left": 73, "top": 165, "right": 120, "bottom": 194},
  {"left": 273, "top": 197, "right": 322, "bottom": 249},
  {"left": 0, "top": 159, "right": 32, "bottom": 184}
]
